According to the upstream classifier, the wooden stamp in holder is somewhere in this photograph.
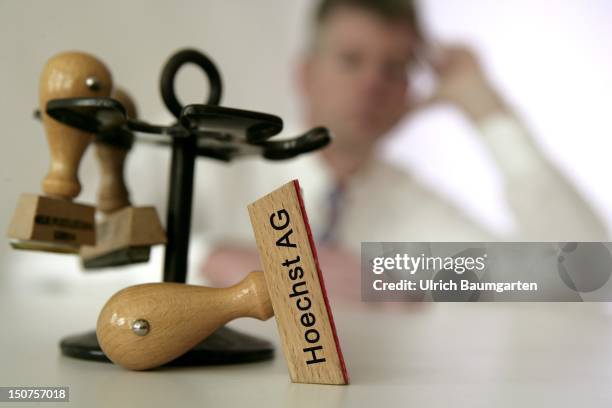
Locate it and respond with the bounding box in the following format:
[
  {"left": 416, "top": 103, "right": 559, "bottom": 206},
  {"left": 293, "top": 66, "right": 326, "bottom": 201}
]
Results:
[
  {"left": 7, "top": 52, "right": 112, "bottom": 253},
  {"left": 80, "top": 88, "right": 166, "bottom": 269},
  {"left": 95, "top": 180, "right": 348, "bottom": 385}
]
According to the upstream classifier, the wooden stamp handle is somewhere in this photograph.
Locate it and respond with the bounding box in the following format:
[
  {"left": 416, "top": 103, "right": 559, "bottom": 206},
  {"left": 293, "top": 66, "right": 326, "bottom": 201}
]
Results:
[
  {"left": 95, "top": 88, "right": 137, "bottom": 213},
  {"left": 40, "top": 51, "right": 112, "bottom": 199},
  {"left": 95, "top": 144, "right": 130, "bottom": 213},
  {"left": 96, "top": 271, "right": 273, "bottom": 370}
]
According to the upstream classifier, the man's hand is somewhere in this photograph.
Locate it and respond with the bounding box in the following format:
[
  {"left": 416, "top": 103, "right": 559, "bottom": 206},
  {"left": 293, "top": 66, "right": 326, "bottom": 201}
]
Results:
[
  {"left": 410, "top": 45, "right": 508, "bottom": 122},
  {"left": 200, "top": 244, "right": 261, "bottom": 287},
  {"left": 200, "top": 244, "right": 430, "bottom": 310},
  {"left": 200, "top": 243, "right": 362, "bottom": 302}
]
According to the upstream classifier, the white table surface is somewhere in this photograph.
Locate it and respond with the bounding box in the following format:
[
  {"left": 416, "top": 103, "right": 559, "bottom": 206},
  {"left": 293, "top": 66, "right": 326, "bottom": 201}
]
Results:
[{"left": 1, "top": 284, "right": 612, "bottom": 408}]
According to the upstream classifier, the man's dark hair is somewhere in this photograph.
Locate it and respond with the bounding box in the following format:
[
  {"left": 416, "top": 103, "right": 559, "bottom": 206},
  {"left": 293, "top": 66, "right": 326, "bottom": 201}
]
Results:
[{"left": 313, "top": 0, "right": 422, "bottom": 40}]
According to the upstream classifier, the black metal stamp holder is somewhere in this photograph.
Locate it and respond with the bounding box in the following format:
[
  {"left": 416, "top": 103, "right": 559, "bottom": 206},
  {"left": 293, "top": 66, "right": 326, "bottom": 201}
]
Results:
[{"left": 48, "top": 49, "right": 331, "bottom": 366}]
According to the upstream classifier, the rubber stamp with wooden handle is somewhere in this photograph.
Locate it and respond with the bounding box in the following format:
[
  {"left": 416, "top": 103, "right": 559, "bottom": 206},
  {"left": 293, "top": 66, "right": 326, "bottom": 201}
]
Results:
[
  {"left": 96, "top": 180, "right": 348, "bottom": 385},
  {"left": 7, "top": 51, "right": 112, "bottom": 253},
  {"left": 80, "top": 88, "right": 166, "bottom": 269},
  {"left": 247, "top": 180, "right": 348, "bottom": 384}
]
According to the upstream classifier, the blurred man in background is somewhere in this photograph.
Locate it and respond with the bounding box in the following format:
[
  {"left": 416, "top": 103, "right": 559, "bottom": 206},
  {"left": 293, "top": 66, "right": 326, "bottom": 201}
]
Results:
[{"left": 199, "top": 0, "right": 607, "bottom": 300}]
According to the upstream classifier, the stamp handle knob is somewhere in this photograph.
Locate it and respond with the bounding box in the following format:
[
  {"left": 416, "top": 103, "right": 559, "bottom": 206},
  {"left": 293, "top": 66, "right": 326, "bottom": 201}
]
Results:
[
  {"left": 40, "top": 51, "right": 112, "bottom": 199},
  {"left": 96, "top": 271, "right": 273, "bottom": 370},
  {"left": 95, "top": 88, "right": 136, "bottom": 213}
]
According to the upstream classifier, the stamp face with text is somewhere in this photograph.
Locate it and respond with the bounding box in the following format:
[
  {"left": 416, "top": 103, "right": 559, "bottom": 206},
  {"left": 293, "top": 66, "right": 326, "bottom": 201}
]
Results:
[{"left": 248, "top": 180, "right": 349, "bottom": 385}]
